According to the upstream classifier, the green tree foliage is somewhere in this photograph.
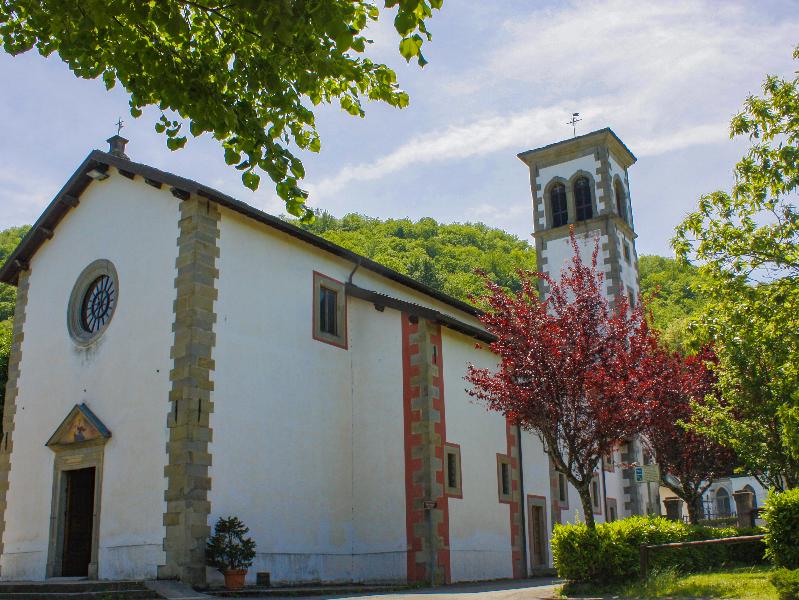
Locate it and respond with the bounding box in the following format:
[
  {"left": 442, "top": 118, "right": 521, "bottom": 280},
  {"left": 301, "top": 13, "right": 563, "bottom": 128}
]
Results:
[
  {"left": 0, "top": 225, "right": 30, "bottom": 426},
  {"left": 763, "top": 488, "right": 799, "bottom": 569},
  {"left": 673, "top": 47, "right": 799, "bottom": 490},
  {"left": 295, "top": 212, "right": 538, "bottom": 303},
  {"left": 638, "top": 255, "right": 709, "bottom": 351},
  {"left": 0, "top": 1, "right": 443, "bottom": 220}
]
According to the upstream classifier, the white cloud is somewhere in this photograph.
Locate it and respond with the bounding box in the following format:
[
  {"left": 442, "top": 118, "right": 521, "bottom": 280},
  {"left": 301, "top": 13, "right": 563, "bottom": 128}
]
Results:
[
  {"left": 0, "top": 167, "right": 58, "bottom": 229},
  {"left": 311, "top": 0, "right": 798, "bottom": 198}
]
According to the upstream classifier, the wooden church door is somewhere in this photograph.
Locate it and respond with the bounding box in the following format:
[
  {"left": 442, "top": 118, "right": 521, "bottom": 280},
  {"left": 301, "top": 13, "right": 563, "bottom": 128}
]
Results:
[
  {"left": 529, "top": 504, "right": 546, "bottom": 567},
  {"left": 61, "top": 467, "right": 96, "bottom": 576}
]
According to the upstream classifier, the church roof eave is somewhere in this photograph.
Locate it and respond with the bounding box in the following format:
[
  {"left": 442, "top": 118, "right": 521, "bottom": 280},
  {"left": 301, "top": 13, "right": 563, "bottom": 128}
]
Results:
[{"left": 0, "top": 150, "right": 484, "bottom": 324}]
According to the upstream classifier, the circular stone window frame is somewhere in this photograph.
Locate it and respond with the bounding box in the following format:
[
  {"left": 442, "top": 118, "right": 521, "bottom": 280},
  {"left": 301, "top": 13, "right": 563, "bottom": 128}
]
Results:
[{"left": 67, "top": 259, "right": 120, "bottom": 346}]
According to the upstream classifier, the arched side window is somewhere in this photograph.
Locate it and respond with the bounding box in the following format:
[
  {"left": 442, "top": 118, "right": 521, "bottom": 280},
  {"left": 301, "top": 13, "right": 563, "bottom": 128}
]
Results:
[
  {"left": 615, "top": 178, "right": 627, "bottom": 222},
  {"left": 550, "top": 183, "right": 568, "bottom": 228},
  {"left": 574, "top": 176, "right": 593, "bottom": 221},
  {"left": 716, "top": 488, "right": 731, "bottom": 517}
]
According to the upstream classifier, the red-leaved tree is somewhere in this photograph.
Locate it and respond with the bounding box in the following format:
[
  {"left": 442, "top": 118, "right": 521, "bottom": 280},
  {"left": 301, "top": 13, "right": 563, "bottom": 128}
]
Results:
[
  {"left": 466, "top": 230, "right": 648, "bottom": 528},
  {"left": 637, "top": 339, "right": 737, "bottom": 523}
]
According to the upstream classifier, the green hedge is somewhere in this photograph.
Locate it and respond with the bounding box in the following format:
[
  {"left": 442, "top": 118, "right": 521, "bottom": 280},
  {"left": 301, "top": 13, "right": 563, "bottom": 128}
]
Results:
[
  {"left": 764, "top": 489, "right": 799, "bottom": 569},
  {"left": 771, "top": 569, "right": 799, "bottom": 600},
  {"left": 551, "top": 516, "right": 765, "bottom": 583}
]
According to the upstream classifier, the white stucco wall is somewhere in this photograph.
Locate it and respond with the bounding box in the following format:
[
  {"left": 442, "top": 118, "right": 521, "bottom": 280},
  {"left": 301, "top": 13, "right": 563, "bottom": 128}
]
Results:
[
  {"left": 542, "top": 232, "right": 614, "bottom": 299},
  {"left": 210, "top": 208, "right": 409, "bottom": 585},
  {"left": 2, "top": 173, "right": 177, "bottom": 580},
  {"left": 442, "top": 332, "right": 512, "bottom": 582}
]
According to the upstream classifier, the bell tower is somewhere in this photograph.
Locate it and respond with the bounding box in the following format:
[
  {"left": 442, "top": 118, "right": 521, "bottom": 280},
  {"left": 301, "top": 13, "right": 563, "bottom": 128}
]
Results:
[
  {"left": 518, "top": 128, "right": 648, "bottom": 520},
  {"left": 517, "top": 128, "right": 639, "bottom": 305}
]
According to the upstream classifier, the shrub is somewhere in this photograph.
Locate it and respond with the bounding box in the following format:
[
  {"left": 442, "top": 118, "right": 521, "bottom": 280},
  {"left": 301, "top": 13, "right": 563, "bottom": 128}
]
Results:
[
  {"left": 771, "top": 569, "right": 799, "bottom": 600},
  {"left": 206, "top": 516, "right": 256, "bottom": 572},
  {"left": 551, "top": 516, "right": 765, "bottom": 583},
  {"left": 763, "top": 489, "right": 799, "bottom": 569}
]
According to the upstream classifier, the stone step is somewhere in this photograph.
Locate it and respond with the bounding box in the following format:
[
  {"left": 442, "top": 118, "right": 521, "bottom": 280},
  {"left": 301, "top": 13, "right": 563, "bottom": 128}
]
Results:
[{"left": 0, "top": 580, "right": 161, "bottom": 600}]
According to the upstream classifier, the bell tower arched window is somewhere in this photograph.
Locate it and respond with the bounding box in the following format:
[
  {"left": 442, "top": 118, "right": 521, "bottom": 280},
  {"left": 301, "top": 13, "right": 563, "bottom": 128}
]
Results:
[
  {"left": 574, "top": 176, "right": 593, "bottom": 221},
  {"left": 550, "top": 183, "right": 568, "bottom": 227},
  {"left": 615, "top": 179, "right": 627, "bottom": 222}
]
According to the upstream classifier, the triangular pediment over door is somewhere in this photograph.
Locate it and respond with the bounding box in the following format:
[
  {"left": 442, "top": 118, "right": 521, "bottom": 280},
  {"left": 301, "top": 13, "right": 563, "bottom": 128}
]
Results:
[{"left": 46, "top": 403, "right": 112, "bottom": 449}]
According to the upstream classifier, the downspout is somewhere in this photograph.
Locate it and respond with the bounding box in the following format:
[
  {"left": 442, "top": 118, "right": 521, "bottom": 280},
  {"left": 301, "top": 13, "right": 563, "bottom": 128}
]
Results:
[
  {"left": 601, "top": 455, "right": 609, "bottom": 522},
  {"left": 347, "top": 258, "right": 362, "bottom": 283},
  {"left": 517, "top": 423, "right": 528, "bottom": 576}
]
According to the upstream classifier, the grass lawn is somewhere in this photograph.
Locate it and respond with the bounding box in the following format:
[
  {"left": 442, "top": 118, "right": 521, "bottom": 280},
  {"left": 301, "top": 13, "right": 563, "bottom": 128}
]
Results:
[{"left": 560, "top": 566, "right": 778, "bottom": 599}]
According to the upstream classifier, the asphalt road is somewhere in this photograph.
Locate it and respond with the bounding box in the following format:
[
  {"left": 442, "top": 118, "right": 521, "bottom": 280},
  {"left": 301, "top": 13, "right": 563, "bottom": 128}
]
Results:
[{"left": 249, "top": 578, "right": 563, "bottom": 600}]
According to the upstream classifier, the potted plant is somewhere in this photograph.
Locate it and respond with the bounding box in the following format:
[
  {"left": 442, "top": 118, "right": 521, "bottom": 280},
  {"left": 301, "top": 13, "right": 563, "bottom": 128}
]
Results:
[{"left": 206, "top": 516, "right": 256, "bottom": 590}]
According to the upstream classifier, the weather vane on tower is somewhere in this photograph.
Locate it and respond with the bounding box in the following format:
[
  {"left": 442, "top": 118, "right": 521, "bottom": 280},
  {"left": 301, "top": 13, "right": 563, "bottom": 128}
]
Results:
[
  {"left": 115, "top": 117, "right": 124, "bottom": 136},
  {"left": 567, "top": 112, "right": 581, "bottom": 137}
]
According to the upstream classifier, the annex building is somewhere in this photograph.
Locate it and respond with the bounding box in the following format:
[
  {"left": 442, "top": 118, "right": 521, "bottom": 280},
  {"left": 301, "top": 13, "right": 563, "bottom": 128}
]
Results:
[{"left": 0, "top": 128, "right": 650, "bottom": 587}]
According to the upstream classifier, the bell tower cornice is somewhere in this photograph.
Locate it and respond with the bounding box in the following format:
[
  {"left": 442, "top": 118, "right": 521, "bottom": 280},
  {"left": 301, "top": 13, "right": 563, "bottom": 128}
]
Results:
[{"left": 517, "top": 127, "right": 636, "bottom": 171}]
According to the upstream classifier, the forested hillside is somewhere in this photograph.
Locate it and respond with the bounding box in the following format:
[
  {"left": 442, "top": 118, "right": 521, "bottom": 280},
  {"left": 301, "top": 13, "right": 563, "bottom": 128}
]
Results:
[
  {"left": 638, "top": 255, "right": 709, "bottom": 350},
  {"left": 296, "top": 212, "right": 539, "bottom": 302},
  {"left": 0, "top": 226, "right": 30, "bottom": 417},
  {"left": 297, "top": 214, "right": 709, "bottom": 344},
  {"left": 0, "top": 219, "right": 707, "bottom": 418}
]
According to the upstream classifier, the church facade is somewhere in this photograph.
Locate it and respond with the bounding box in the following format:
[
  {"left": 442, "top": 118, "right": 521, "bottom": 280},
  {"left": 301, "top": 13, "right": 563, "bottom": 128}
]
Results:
[{"left": 0, "top": 128, "right": 647, "bottom": 586}]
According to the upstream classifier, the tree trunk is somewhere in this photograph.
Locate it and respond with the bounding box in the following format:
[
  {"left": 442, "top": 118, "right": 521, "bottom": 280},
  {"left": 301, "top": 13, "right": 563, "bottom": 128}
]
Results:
[
  {"left": 685, "top": 495, "right": 703, "bottom": 524},
  {"left": 577, "top": 484, "right": 596, "bottom": 529}
]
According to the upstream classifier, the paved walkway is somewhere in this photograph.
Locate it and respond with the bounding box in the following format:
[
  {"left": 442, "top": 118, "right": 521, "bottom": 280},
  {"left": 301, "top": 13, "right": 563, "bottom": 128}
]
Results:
[{"left": 243, "top": 578, "right": 563, "bottom": 600}]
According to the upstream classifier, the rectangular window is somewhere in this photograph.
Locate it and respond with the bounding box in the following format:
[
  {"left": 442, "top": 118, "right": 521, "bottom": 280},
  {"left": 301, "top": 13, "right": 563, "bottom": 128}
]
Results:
[
  {"left": 623, "top": 242, "right": 631, "bottom": 264},
  {"left": 319, "top": 286, "right": 337, "bottom": 335},
  {"left": 628, "top": 288, "right": 636, "bottom": 309},
  {"left": 313, "top": 272, "right": 347, "bottom": 349},
  {"left": 558, "top": 472, "right": 568, "bottom": 505},
  {"left": 590, "top": 475, "right": 602, "bottom": 514},
  {"left": 444, "top": 444, "right": 462, "bottom": 498},
  {"left": 497, "top": 455, "right": 513, "bottom": 503}
]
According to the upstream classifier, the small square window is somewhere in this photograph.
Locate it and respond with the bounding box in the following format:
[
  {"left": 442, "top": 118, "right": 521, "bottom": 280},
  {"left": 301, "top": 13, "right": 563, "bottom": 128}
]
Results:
[
  {"left": 497, "top": 455, "right": 513, "bottom": 503},
  {"left": 313, "top": 272, "right": 347, "bottom": 349},
  {"left": 444, "top": 444, "right": 462, "bottom": 498}
]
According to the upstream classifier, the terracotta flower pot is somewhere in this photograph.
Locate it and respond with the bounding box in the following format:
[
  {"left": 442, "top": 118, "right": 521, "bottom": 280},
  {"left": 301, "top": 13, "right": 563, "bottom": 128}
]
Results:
[{"left": 223, "top": 569, "right": 247, "bottom": 590}]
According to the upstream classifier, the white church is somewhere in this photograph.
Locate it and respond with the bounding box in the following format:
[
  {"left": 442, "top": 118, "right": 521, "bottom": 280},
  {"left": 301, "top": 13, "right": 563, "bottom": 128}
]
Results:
[{"left": 0, "top": 128, "right": 650, "bottom": 587}]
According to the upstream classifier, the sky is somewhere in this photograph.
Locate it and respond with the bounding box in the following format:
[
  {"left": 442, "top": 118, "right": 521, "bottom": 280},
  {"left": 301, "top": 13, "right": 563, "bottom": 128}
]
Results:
[{"left": 0, "top": 0, "right": 797, "bottom": 257}]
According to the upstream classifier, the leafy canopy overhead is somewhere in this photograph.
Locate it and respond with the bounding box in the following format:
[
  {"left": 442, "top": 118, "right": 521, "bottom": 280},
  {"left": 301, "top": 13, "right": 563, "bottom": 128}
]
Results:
[
  {"left": 295, "top": 212, "right": 538, "bottom": 304},
  {"left": 0, "top": 0, "right": 443, "bottom": 221}
]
